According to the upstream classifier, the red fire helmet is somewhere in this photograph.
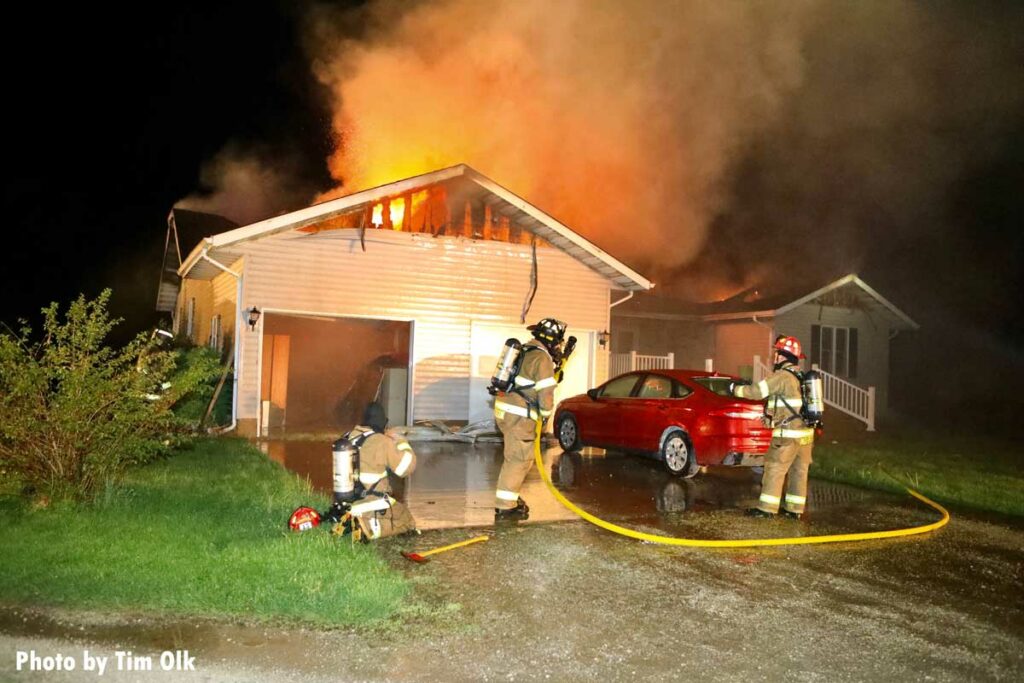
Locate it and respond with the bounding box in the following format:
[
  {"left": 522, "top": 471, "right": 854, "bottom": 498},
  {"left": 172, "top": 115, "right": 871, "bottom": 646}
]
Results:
[
  {"left": 288, "top": 506, "right": 321, "bottom": 532},
  {"left": 774, "top": 335, "right": 805, "bottom": 360}
]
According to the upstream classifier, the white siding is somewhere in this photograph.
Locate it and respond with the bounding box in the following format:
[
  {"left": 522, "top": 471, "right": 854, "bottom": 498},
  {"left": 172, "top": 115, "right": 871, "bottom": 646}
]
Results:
[
  {"left": 233, "top": 230, "right": 613, "bottom": 422},
  {"left": 777, "top": 304, "right": 893, "bottom": 413}
]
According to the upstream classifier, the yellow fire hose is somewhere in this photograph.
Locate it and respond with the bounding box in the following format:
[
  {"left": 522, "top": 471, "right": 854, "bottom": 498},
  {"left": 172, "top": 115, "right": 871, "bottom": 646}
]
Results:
[{"left": 531, "top": 421, "right": 949, "bottom": 547}]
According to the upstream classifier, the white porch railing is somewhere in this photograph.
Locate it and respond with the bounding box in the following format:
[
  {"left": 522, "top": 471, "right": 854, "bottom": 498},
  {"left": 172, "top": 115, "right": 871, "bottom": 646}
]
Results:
[
  {"left": 610, "top": 351, "right": 674, "bottom": 376},
  {"left": 752, "top": 355, "right": 876, "bottom": 431}
]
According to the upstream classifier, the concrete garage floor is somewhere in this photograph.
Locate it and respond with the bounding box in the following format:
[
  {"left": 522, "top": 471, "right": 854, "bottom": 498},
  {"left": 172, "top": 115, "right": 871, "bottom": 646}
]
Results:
[{"left": 3, "top": 441, "right": 1023, "bottom": 682}]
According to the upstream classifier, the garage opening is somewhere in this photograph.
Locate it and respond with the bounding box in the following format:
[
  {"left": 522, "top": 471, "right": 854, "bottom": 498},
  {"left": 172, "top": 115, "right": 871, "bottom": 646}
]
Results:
[{"left": 260, "top": 313, "right": 412, "bottom": 435}]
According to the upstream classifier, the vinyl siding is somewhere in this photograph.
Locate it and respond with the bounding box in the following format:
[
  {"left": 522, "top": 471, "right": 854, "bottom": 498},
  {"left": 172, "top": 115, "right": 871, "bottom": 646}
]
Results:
[
  {"left": 776, "top": 304, "right": 892, "bottom": 413},
  {"left": 230, "top": 230, "right": 613, "bottom": 422},
  {"left": 714, "top": 321, "right": 774, "bottom": 379},
  {"left": 609, "top": 315, "right": 714, "bottom": 369}
]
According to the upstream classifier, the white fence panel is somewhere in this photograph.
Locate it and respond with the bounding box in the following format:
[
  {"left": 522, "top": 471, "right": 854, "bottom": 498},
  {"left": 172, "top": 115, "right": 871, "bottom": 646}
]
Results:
[{"left": 609, "top": 351, "right": 674, "bottom": 376}]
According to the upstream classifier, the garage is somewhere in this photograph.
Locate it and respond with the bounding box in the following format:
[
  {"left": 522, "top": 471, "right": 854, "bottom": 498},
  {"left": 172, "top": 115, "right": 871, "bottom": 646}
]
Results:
[{"left": 259, "top": 312, "right": 412, "bottom": 435}]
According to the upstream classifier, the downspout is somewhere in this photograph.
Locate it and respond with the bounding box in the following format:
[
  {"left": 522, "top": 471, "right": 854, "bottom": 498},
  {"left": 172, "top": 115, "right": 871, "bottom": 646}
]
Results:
[
  {"left": 609, "top": 291, "right": 634, "bottom": 308},
  {"left": 199, "top": 249, "right": 242, "bottom": 434}
]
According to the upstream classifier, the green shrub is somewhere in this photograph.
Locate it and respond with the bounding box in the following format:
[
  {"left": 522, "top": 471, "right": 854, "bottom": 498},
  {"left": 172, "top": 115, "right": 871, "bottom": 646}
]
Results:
[
  {"left": 169, "top": 346, "right": 228, "bottom": 425},
  {"left": 0, "top": 290, "right": 217, "bottom": 502}
]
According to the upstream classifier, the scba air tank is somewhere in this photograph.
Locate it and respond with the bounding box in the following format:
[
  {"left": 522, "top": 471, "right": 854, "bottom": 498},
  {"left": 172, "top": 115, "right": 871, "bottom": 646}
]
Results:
[
  {"left": 332, "top": 436, "right": 359, "bottom": 503},
  {"left": 488, "top": 338, "right": 523, "bottom": 395},
  {"left": 803, "top": 370, "right": 825, "bottom": 426}
]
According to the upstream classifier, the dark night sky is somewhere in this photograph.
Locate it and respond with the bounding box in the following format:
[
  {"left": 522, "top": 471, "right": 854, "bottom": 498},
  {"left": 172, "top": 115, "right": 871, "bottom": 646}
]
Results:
[{"left": 4, "top": 1, "right": 1023, "bottom": 427}]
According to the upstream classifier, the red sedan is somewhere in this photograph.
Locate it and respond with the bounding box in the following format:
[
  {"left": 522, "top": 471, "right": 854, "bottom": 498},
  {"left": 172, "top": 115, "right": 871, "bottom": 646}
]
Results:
[{"left": 553, "top": 370, "right": 771, "bottom": 477}]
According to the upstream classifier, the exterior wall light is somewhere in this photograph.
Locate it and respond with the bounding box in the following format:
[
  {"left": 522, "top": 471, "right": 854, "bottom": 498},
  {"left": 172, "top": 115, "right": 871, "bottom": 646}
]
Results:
[
  {"left": 247, "top": 307, "right": 261, "bottom": 331},
  {"left": 598, "top": 330, "right": 610, "bottom": 348}
]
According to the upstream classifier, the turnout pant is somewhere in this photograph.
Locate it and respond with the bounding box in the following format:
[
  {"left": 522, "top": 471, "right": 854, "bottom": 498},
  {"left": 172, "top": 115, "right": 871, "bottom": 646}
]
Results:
[
  {"left": 495, "top": 413, "right": 539, "bottom": 510},
  {"left": 756, "top": 436, "right": 813, "bottom": 514},
  {"left": 349, "top": 495, "right": 416, "bottom": 540}
]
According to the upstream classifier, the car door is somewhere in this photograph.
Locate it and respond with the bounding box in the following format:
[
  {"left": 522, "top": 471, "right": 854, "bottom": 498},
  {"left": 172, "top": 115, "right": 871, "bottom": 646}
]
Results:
[
  {"left": 582, "top": 373, "right": 641, "bottom": 446},
  {"left": 621, "top": 374, "right": 690, "bottom": 451}
]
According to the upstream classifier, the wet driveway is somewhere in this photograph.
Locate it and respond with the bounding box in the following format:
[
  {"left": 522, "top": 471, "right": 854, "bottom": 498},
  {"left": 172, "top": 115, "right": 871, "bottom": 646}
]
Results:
[
  {"left": 4, "top": 440, "right": 1021, "bottom": 681},
  {"left": 260, "top": 438, "right": 938, "bottom": 538}
]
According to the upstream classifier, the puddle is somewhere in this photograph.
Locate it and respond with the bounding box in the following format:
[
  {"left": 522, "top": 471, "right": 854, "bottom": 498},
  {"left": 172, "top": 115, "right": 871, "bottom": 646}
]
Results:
[{"left": 259, "top": 438, "right": 904, "bottom": 534}]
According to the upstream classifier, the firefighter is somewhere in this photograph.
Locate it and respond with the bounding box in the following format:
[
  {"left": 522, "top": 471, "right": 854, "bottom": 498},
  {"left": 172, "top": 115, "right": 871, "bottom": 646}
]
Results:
[
  {"left": 342, "top": 402, "right": 418, "bottom": 540},
  {"left": 733, "top": 335, "right": 814, "bottom": 519},
  {"left": 493, "top": 318, "right": 567, "bottom": 521}
]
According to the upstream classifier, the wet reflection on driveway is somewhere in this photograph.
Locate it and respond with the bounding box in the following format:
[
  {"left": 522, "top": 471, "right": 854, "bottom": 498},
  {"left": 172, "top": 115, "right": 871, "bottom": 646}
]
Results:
[{"left": 260, "top": 439, "right": 897, "bottom": 534}]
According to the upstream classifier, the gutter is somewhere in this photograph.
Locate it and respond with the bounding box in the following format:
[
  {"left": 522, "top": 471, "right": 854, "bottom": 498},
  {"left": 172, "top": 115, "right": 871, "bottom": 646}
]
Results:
[{"left": 198, "top": 249, "right": 242, "bottom": 434}]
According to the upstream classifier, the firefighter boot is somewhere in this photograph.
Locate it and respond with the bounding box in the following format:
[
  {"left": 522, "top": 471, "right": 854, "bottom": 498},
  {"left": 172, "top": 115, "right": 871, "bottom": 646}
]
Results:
[
  {"left": 494, "top": 497, "right": 530, "bottom": 522},
  {"left": 779, "top": 509, "right": 802, "bottom": 520},
  {"left": 745, "top": 507, "right": 775, "bottom": 519}
]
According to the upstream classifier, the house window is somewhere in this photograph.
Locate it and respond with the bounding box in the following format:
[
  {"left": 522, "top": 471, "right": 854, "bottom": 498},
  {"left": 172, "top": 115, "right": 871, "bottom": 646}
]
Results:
[
  {"left": 186, "top": 298, "right": 196, "bottom": 340},
  {"left": 209, "top": 314, "right": 222, "bottom": 351},
  {"left": 810, "top": 325, "right": 858, "bottom": 379}
]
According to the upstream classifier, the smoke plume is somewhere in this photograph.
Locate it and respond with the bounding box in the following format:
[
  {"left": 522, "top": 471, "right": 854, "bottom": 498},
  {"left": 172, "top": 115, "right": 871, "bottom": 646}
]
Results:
[
  {"left": 176, "top": 143, "right": 319, "bottom": 226},
  {"left": 305, "top": 0, "right": 813, "bottom": 271}
]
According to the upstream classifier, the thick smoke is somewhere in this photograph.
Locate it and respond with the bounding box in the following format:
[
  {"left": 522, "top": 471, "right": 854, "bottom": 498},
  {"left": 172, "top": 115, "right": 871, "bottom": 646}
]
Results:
[
  {"left": 306, "top": 0, "right": 813, "bottom": 270},
  {"left": 176, "top": 143, "right": 319, "bottom": 226},
  {"left": 304, "top": 0, "right": 1022, "bottom": 306}
]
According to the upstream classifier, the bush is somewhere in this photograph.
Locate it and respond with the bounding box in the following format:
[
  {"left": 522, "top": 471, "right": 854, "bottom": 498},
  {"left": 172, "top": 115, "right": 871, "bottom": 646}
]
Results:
[
  {"left": 169, "top": 346, "right": 229, "bottom": 425},
  {"left": 0, "top": 290, "right": 218, "bottom": 502}
]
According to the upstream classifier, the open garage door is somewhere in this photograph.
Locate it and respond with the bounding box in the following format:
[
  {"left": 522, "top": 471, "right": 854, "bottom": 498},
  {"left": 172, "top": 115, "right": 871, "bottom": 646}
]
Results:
[
  {"left": 468, "top": 322, "right": 594, "bottom": 426},
  {"left": 259, "top": 312, "right": 412, "bottom": 436}
]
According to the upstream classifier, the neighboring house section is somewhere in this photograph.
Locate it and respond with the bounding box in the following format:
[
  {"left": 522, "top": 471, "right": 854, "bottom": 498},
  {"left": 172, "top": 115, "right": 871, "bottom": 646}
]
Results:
[
  {"left": 155, "top": 164, "right": 652, "bottom": 436},
  {"left": 612, "top": 275, "right": 918, "bottom": 425}
]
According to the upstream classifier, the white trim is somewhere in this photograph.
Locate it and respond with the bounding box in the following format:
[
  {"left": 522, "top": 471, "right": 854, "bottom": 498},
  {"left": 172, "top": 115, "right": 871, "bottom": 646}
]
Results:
[
  {"left": 774, "top": 274, "right": 918, "bottom": 330},
  {"left": 255, "top": 307, "right": 416, "bottom": 431},
  {"left": 177, "top": 164, "right": 653, "bottom": 291},
  {"left": 465, "top": 168, "right": 653, "bottom": 291}
]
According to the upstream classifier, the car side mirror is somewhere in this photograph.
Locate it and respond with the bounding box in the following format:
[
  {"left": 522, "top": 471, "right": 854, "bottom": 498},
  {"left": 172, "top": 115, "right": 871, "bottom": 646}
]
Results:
[{"left": 587, "top": 388, "right": 599, "bottom": 401}]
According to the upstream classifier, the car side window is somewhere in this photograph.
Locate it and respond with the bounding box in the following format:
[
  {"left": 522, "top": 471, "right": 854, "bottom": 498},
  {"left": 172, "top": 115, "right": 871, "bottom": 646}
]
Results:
[
  {"left": 637, "top": 375, "right": 673, "bottom": 399},
  {"left": 600, "top": 375, "right": 640, "bottom": 398},
  {"left": 673, "top": 381, "right": 693, "bottom": 399}
]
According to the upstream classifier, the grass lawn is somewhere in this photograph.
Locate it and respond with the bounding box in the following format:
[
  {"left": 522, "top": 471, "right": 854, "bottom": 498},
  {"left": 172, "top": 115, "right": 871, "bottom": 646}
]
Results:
[
  {"left": 0, "top": 438, "right": 411, "bottom": 627},
  {"left": 812, "top": 430, "right": 1024, "bottom": 517}
]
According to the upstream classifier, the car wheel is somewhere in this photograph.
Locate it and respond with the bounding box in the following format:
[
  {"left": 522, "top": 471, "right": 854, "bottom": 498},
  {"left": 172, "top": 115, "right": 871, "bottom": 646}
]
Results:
[
  {"left": 557, "top": 414, "right": 582, "bottom": 451},
  {"left": 662, "top": 430, "right": 696, "bottom": 478}
]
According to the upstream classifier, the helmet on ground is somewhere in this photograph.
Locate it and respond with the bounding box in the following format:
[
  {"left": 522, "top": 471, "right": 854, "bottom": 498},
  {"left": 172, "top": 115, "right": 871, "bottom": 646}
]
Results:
[
  {"left": 527, "top": 318, "right": 567, "bottom": 347},
  {"left": 773, "top": 335, "right": 804, "bottom": 363},
  {"left": 288, "top": 506, "right": 321, "bottom": 532}
]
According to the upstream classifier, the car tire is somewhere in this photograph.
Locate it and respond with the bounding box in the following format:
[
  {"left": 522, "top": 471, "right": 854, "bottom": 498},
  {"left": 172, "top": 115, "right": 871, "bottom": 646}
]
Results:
[
  {"left": 661, "top": 429, "right": 697, "bottom": 478},
  {"left": 557, "top": 414, "right": 582, "bottom": 452}
]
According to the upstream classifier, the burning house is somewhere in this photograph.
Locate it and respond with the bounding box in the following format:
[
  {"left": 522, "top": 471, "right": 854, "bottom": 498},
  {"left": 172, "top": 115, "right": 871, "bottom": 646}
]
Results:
[{"left": 156, "top": 164, "right": 652, "bottom": 436}]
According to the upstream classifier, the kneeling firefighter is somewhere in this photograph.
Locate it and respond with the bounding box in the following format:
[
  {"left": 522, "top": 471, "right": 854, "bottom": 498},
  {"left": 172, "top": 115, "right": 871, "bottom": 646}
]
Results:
[
  {"left": 489, "top": 318, "right": 575, "bottom": 521},
  {"left": 732, "top": 336, "right": 820, "bottom": 519},
  {"left": 324, "top": 402, "right": 417, "bottom": 540}
]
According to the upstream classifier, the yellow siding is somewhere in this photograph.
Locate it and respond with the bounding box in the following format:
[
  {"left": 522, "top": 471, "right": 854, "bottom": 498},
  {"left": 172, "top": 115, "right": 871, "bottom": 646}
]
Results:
[{"left": 714, "top": 321, "right": 774, "bottom": 378}]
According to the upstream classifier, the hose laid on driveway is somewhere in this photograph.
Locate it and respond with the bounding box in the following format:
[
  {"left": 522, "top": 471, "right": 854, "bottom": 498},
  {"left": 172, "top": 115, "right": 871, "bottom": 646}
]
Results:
[{"left": 532, "top": 422, "right": 949, "bottom": 548}]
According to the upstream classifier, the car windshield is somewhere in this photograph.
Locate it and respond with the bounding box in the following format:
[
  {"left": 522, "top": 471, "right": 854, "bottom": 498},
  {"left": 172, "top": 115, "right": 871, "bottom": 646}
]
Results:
[{"left": 692, "top": 376, "right": 739, "bottom": 397}]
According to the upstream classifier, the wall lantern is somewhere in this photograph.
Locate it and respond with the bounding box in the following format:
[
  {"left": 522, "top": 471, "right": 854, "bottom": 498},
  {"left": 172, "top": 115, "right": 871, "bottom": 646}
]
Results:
[
  {"left": 247, "top": 307, "right": 261, "bottom": 331},
  {"left": 598, "top": 330, "right": 610, "bottom": 348}
]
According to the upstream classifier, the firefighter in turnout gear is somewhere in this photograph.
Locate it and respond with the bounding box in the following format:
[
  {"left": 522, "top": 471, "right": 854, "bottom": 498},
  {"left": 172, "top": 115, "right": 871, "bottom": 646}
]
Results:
[
  {"left": 493, "top": 318, "right": 567, "bottom": 521},
  {"left": 733, "top": 335, "right": 815, "bottom": 519},
  {"left": 341, "top": 402, "right": 418, "bottom": 540}
]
